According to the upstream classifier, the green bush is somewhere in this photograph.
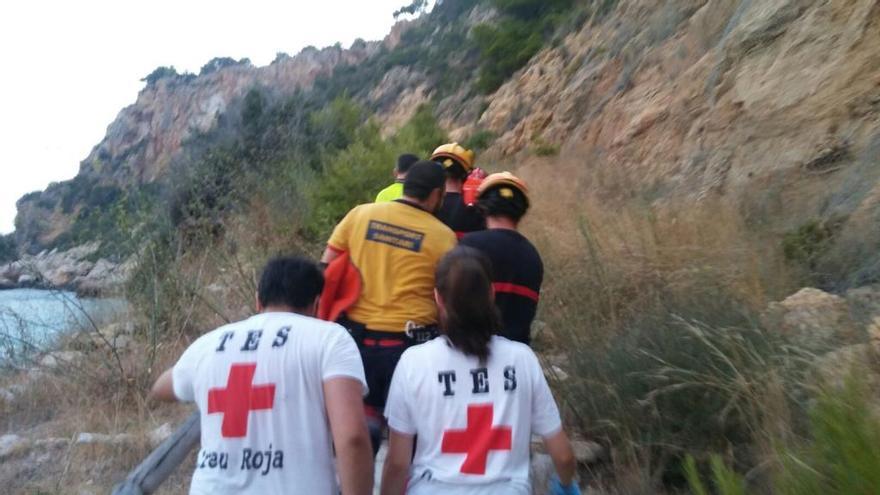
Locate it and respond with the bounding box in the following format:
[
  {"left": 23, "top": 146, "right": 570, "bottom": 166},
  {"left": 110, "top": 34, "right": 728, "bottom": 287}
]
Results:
[
  {"left": 472, "top": 0, "right": 577, "bottom": 93},
  {"left": 531, "top": 137, "right": 560, "bottom": 156},
  {"left": 306, "top": 104, "right": 447, "bottom": 238},
  {"left": 777, "top": 374, "right": 880, "bottom": 494},
  {"left": 141, "top": 66, "right": 179, "bottom": 85},
  {"left": 0, "top": 233, "right": 16, "bottom": 263},
  {"left": 199, "top": 57, "right": 249, "bottom": 76},
  {"left": 683, "top": 374, "right": 880, "bottom": 495},
  {"left": 684, "top": 455, "right": 747, "bottom": 495},
  {"left": 463, "top": 129, "right": 496, "bottom": 152},
  {"left": 782, "top": 220, "right": 836, "bottom": 269}
]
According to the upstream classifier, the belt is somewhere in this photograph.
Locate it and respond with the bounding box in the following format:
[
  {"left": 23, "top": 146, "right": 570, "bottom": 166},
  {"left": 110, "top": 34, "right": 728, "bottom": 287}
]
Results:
[
  {"left": 362, "top": 336, "right": 406, "bottom": 347},
  {"left": 339, "top": 315, "right": 438, "bottom": 347}
]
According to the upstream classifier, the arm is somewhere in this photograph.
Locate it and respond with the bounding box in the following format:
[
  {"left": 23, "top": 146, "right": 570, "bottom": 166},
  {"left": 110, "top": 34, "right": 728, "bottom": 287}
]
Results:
[
  {"left": 320, "top": 245, "right": 343, "bottom": 266},
  {"left": 324, "top": 377, "right": 373, "bottom": 495},
  {"left": 380, "top": 428, "right": 414, "bottom": 495},
  {"left": 149, "top": 368, "right": 176, "bottom": 403},
  {"left": 543, "top": 429, "right": 577, "bottom": 486}
]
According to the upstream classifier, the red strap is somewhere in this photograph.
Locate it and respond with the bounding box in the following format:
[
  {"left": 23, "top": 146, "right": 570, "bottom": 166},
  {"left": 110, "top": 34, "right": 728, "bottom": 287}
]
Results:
[
  {"left": 493, "top": 282, "right": 540, "bottom": 303},
  {"left": 363, "top": 338, "right": 406, "bottom": 347},
  {"left": 455, "top": 231, "right": 466, "bottom": 240}
]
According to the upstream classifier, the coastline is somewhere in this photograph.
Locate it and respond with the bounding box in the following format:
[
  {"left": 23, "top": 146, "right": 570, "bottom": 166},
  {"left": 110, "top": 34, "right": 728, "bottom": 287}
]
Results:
[{"left": 0, "top": 242, "right": 132, "bottom": 298}]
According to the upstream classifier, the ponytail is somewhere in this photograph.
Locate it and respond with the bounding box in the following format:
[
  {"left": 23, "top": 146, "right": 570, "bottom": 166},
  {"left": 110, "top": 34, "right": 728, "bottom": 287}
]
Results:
[{"left": 435, "top": 246, "right": 501, "bottom": 363}]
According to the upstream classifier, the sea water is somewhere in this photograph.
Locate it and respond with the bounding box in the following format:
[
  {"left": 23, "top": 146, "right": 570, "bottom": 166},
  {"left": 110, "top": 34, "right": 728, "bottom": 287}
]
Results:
[{"left": 0, "top": 289, "right": 127, "bottom": 363}]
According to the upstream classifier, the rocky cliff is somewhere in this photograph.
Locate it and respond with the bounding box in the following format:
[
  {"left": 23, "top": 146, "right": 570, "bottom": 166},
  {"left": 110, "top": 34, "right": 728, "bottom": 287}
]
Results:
[
  {"left": 476, "top": 0, "right": 880, "bottom": 218},
  {"left": 14, "top": 41, "right": 386, "bottom": 252}
]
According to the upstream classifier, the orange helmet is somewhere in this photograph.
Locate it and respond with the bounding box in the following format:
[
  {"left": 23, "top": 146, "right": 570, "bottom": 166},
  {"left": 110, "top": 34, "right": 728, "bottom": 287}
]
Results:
[
  {"left": 430, "top": 143, "right": 475, "bottom": 172},
  {"left": 476, "top": 172, "right": 530, "bottom": 207}
]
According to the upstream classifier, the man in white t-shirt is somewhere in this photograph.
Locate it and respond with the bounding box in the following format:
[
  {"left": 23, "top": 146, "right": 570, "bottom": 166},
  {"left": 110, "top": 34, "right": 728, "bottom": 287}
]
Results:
[
  {"left": 150, "top": 257, "right": 373, "bottom": 495},
  {"left": 382, "top": 335, "right": 570, "bottom": 494}
]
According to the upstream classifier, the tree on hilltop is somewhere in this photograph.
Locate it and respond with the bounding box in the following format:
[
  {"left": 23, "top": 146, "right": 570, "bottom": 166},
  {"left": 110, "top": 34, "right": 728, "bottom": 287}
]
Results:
[{"left": 141, "top": 66, "right": 179, "bottom": 85}]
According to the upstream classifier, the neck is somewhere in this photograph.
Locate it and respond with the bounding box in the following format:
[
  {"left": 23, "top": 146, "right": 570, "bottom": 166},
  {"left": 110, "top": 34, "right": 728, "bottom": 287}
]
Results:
[
  {"left": 261, "top": 304, "right": 308, "bottom": 316},
  {"left": 445, "top": 179, "right": 462, "bottom": 193},
  {"left": 486, "top": 216, "right": 518, "bottom": 230},
  {"left": 395, "top": 174, "right": 406, "bottom": 182},
  {"left": 399, "top": 195, "right": 430, "bottom": 211}
]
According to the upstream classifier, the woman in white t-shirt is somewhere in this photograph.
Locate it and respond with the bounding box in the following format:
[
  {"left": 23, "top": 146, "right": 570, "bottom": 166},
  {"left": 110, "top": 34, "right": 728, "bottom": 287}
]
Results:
[{"left": 380, "top": 246, "right": 580, "bottom": 495}]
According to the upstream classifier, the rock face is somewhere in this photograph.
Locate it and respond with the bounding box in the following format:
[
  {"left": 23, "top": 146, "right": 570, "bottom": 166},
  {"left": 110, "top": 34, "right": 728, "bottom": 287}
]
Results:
[
  {"left": 14, "top": 42, "right": 379, "bottom": 252},
  {"left": 477, "top": 0, "right": 880, "bottom": 243}
]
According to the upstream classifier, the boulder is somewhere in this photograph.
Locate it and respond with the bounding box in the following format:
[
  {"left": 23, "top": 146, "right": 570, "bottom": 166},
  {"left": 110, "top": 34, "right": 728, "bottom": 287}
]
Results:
[
  {"left": 571, "top": 439, "right": 605, "bottom": 463},
  {"left": 813, "top": 344, "right": 876, "bottom": 389},
  {"left": 149, "top": 422, "right": 173, "bottom": 447},
  {"left": 39, "top": 350, "right": 84, "bottom": 369},
  {"left": 763, "top": 288, "right": 859, "bottom": 350},
  {"left": 75, "top": 432, "right": 135, "bottom": 445},
  {"left": 0, "top": 434, "right": 28, "bottom": 460},
  {"left": 845, "top": 285, "right": 880, "bottom": 326}
]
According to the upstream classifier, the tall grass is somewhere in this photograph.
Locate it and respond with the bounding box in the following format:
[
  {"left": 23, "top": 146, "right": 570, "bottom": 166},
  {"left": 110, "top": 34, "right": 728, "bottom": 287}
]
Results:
[
  {"left": 684, "top": 372, "right": 880, "bottom": 494},
  {"left": 518, "top": 158, "right": 818, "bottom": 489}
]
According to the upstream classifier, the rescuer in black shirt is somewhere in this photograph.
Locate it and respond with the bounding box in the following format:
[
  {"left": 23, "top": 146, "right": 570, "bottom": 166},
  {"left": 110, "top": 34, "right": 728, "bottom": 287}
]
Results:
[
  {"left": 460, "top": 172, "right": 543, "bottom": 345},
  {"left": 431, "top": 143, "right": 486, "bottom": 239}
]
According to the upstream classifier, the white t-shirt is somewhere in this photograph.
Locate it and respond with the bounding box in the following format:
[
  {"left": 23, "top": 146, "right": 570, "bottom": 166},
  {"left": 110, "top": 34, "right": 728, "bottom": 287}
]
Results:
[
  {"left": 173, "top": 312, "right": 367, "bottom": 495},
  {"left": 384, "top": 336, "right": 562, "bottom": 495}
]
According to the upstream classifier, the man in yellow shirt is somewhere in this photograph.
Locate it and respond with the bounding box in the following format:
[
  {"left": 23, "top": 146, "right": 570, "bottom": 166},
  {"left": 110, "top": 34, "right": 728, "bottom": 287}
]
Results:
[
  {"left": 375, "top": 153, "right": 419, "bottom": 203},
  {"left": 321, "top": 160, "right": 456, "bottom": 453}
]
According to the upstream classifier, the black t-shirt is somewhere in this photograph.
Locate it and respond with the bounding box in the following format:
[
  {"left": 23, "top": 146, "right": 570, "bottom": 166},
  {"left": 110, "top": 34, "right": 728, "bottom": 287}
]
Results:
[
  {"left": 460, "top": 229, "right": 543, "bottom": 345},
  {"left": 437, "top": 192, "right": 486, "bottom": 239}
]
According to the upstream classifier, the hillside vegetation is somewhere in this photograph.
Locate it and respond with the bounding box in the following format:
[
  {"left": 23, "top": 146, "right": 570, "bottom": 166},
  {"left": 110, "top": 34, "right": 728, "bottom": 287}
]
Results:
[{"left": 3, "top": 0, "right": 880, "bottom": 493}]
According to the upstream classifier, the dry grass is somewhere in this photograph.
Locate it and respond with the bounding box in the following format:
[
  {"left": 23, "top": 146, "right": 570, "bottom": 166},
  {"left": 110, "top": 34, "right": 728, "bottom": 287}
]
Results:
[
  {"left": 512, "top": 153, "right": 813, "bottom": 490},
  {"left": 0, "top": 311, "right": 195, "bottom": 494}
]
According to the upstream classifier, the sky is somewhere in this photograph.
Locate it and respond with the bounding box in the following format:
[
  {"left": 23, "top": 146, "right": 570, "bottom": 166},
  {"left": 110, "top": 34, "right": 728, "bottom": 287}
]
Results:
[{"left": 0, "top": 0, "right": 413, "bottom": 234}]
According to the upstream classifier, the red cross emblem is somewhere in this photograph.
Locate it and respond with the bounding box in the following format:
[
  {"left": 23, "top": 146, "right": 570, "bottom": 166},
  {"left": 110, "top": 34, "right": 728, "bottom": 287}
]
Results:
[
  {"left": 207, "top": 363, "right": 276, "bottom": 438},
  {"left": 441, "top": 404, "right": 512, "bottom": 475}
]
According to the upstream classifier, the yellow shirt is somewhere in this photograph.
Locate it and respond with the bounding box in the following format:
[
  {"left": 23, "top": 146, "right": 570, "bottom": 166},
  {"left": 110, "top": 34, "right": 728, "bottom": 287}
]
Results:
[
  {"left": 375, "top": 182, "right": 404, "bottom": 202},
  {"left": 328, "top": 201, "right": 456, "bottom": 332}
]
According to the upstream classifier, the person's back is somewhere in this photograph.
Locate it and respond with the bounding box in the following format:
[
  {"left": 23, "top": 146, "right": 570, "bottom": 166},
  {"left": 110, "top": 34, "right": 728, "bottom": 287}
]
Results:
[
  {"left": 328, "top": 200, "right": 455, "bottom": 331},
  {"left": 380, "top": 247, "right": 578, "bottom": 495},
  {"left": 461, "top": 172, "right": 543, "bottom": 344},
  {"left": 437, "top": 191, "right": 486, "bottom": 239},
  {"left": 461, "top": 229, "right": 542, "bottom": 344},
  {"left": 150, "top": 257, "right": 372, "bottom": 495},
  {"left": 430, "top": 143, "right": 485, "bottom": 238},
  {"left": 176, "top": 313, "right": 364, "bottom": 494},
  {"left": 376, "top": 153, "right": 419, "bottom": 203},
  {"left": 322, "top": 161, "right": 457, "bottom": 454},
  {"left": 385, "top": 336, "right": 558, "bottom": 493}
]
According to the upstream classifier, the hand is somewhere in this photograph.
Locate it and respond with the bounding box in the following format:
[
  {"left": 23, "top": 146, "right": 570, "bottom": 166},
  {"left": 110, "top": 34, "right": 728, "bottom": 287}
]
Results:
[{"left": 550, "top": 475, "right": 582, "bottom": 495}]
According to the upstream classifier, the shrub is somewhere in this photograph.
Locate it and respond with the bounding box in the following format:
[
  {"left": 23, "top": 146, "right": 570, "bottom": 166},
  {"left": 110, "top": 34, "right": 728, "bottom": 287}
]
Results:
[
  {"left": 683, "top": 374, "right": 880, "bottom": 495},
  {"left": 472, "top": 0, "right": 578, "bottom": 93},
  {"left": 782, "top": 220, "right": 837, "bottom": 269},
  {"left": 531, "top": 136, "right": 560, "bottom": 156},
  {"left": 306, "top": 104, "right": 447, "bottom": 238},
  {"left": 0, "top": 233, "right": 16, "bottom": 263},
  {"left": 463, "top": 129, "right": 495, "bottom": 152},
  {"left": 141, "top": 66, "right": 179, "bottom": 85},
  {"left": 199, "top": 57, "right": 250, "bottom": 76}
]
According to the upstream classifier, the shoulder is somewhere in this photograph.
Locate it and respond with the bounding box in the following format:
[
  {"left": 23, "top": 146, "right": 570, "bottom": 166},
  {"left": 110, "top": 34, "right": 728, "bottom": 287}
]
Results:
[
  {"left": 280, "top": 313, "right": 352, "bottom": 342},
  {"left": 492, "top": 336, "right": 538, "bottom": 363},
  {"left": 460, "top": 230, "right": 492, "bottom": 246},
  {"left": 424, "top": 216, "right": 456, "bottom": 242},
  {"left": 401, "top": 337, "right": 448, "bottom": 362},
  {"left": 191, "top": 321, "right": 240, "bottom": 348}
]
